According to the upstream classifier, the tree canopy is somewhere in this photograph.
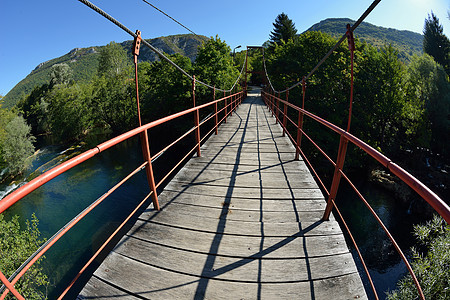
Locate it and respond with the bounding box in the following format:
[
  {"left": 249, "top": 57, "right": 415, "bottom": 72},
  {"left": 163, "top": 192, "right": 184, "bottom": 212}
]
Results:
[
  {"left": 269, "top": 13, "right": 298, "bottom": 46},
  {"left": 0, "top": 214, "right": 49, "bottom": 299},
  {"left": 423, "top": 12, "right": 450, "bottom": 74}
]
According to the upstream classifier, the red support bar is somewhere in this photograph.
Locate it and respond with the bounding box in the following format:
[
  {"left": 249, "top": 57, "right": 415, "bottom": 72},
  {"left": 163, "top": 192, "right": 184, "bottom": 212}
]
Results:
[
  {"left": 214, "top": 86, "right": 218, "bottom": 135},
  {"left": 295, "top": 78, "right": 306, "bottom": 160},
  {"left": 224, "top": 90, "right": 227, "bottom": 123},
  {"left": 276, "top": 92, "right": 280, "bottom": 124},
  {"left": 282, "top": 89, "right": 288, "bottom": 137},
  {"left": 271, "top": 91, "right": 274, "bottom": 116},
  {"left": 0, "top": 272, "right": 24, "bottom": 300},
  {"left": 133, "top": 30, "right": 143, "bottom": 127},
  {"left": 323, "top": 24, "right": 356, "bottom": 220},
  {"left": 192, "top": 76, "right": 201, "bottom": 157},
  {"left": 133, "top": 29, "right": 159, "bottom": 210},
  {"left": 346, "top": 23, "right": 355, "bottom": 132},
  {"left": 323, "top": 135, "right": 348, "bottom": 220},
  {"left": 229, "top": 91, "right": 233, "bottom": 117},
  {"left": 140, "top": 130, "right": 160, "bottom": 210}
]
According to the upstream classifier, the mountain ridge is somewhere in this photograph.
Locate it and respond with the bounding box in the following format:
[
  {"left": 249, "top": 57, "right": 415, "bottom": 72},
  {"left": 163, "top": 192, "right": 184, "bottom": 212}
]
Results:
[
  {"left": 2, "top": 34, "right": 209, "bottom": 108},
  {"left": 305, "top": 18, "right": 423, "bottom": 61}
]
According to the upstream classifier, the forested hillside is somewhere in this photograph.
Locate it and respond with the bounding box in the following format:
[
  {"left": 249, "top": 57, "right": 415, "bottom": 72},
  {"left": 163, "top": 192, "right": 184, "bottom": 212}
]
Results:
[
  {"left": 306, "top": 18, "right": 423, "bottom": 61},
  {"left": 2, "top": 34, "right": 209, "bottom": 108}
]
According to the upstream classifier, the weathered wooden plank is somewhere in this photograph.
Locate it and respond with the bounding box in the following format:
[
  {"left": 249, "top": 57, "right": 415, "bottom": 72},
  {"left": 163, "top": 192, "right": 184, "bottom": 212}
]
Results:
[
  {"left": 157, "top": 190, "right": 326, "bottom": 211},
  {"left": 126, "top": 219, "right": 349, "bottom": 258},
  {"left": 138, "top": 210, "right": 338, "bottom": 237},
  {"left": 198, "top": 150, "right": 298, "bottom": 162},
  {"left": 111, "top": 241, "right": 358, "bottom": 282},
  {"left": 81, "top": 254, "right": 366, "bottom": 299},
  {"left": 171, "top": 162, "right": 316, "bottom": 186},
  {"left": 159, "top": 201, "right": 324, "bottom": 222},
  {"left": 181, "top": 160, "right": 310, "bottom": 173},
  {"left": 163, "top": 183, "right": 324, "bottom": 199}
]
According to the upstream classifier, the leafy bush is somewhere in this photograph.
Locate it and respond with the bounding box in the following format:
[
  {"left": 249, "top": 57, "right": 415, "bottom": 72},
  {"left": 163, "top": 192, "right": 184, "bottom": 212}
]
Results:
[
  {"left": 0, "top": 214, "right": 49, "bottom": 299},
  {"left": 387, "top": 215, "right": 450, "bottom": 300},
  {"left": 0, "top": 114, "right": 35, "bottom": 177}
]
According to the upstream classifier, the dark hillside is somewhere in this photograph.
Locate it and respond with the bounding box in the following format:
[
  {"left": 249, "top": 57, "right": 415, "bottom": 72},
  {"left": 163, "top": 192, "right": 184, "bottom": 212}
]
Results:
[{"left": 306, "top": 18, "right": 423, "bottom": 61}]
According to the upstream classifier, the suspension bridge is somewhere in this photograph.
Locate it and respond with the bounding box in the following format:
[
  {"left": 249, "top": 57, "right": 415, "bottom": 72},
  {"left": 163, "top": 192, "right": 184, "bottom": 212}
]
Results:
[{"left": 1, "top": 0, "right": 449, "bottom": 299}]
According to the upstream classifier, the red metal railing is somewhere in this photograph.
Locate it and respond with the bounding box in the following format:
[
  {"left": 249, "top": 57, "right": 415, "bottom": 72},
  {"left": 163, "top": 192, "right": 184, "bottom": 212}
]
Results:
[
  {"left": 261, "top": 89, "right": 450, "bottom": 300},
  {"left": 0, "top": 89, "right": 244, "bottom": 299}
]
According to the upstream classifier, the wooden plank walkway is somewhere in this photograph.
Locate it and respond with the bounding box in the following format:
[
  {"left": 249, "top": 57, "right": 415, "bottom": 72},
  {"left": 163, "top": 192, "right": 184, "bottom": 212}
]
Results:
[{"left": 79, "top": 89, "right": 367, "bottom": 299}]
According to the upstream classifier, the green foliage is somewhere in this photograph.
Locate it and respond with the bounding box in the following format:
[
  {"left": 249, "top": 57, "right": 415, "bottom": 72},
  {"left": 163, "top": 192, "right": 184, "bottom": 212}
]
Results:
[
  {"left": 0, "top": 214, "right": 49, "bottom": 299},
  {"left": 140, "top": 54, "right": 193, "bottom": 121},
  {"left": 423, "top": 13, "right": 450, "bottom": 74},
  {"left": 387, "top": 215, "right": 450, "bottom": 300},
  {"left": 354, "top": 44, "right": 406, "bottom": 153},
  {"left": 18, "top": 83, "right": 51, "bottom": 135},
  {"left": 265, "top": 29, "right": 450, "bottom": 171},
  {"left": 97, "top": 42, "right": 131, "bottom": 78},
  {"left": 269, "top": 13, "right": 298, "bottom": 46},
  {"left": 91, "top": 73, "right": 137, "bottom": 133},
  {"left": 0, "top": 115, "right": 35, "bottom": 176},
  {"left": 402, "top": 54, "right": 450, "bottom": 155},
  {"left": 46, "top": 83, "right": 93, "bottom": 141},
  {"left": 194, "top": 36, "right": 240, "bottom": 101},
  {"left": 50, "top": 63, "right": 73, "bottom": 86}
]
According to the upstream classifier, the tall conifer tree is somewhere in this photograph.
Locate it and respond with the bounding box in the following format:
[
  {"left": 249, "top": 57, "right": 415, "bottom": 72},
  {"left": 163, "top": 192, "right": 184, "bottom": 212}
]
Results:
[
  {"left": 269, "top": 13, "right": 298, "bottom": 46},
  {"left": 423, "top": 12, "right": 450, "bottom": 74}
]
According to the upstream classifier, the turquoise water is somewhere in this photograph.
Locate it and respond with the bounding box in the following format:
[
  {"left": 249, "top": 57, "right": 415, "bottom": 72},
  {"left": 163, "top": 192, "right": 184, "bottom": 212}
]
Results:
[{"left": 1, "top": 136, "right": 150, "bottom": 298}]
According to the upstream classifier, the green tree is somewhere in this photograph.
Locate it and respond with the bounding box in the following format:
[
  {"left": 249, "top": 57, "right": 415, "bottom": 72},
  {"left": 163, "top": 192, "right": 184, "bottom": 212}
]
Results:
[
  {"left": 423, "top": 12, "right": 450, "bottom": 74},
  {"left": 269, "top": 13, "right": 298, "bottom": 46},
  {"left": 50, "top": 63, "right": 73, "bottom": 86},
  {"left": 0, "top": 107, "right": 15, "bottom": 170},
  {"left": 46, "top": 83, "right": 93, "bottom": 142},
  {"left": 0, "top": 214, "right": 49, "bottom": 299},
  {"left": 91, "top": 73, "right": 136, "bottom": 133},
  {"left": 140, "top": 54, "right": 193, "bottom": 121},
  {"left": 194, "top": 36, "right": 240, "bottom": 102},
  {"left": 0, "top": 115, "right": 35, "bottom": 176},
  {"left": 402, "top": 54, "right": 450, "bottom": 155},
  {"left": 357, "top": 44, "right": 405, "bottom": 153},
  {"left": 18, "top": 84, "right": 51, "bottom": 135},
  {"left": 97, "top": 42, "right": 131, "bottom": 78},
  {"left": 387, "top": 215, "right": 450, "bottom": 300}
]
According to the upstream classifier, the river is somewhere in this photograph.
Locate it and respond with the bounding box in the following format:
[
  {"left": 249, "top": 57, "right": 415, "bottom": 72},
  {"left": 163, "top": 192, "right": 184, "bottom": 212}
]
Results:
[{"left": 0, "top": 133, "right": 430, "bottom": 299}]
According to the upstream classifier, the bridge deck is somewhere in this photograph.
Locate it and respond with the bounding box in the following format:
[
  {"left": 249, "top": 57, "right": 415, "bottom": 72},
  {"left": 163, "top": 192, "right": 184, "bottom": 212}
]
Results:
[{"left": 80, "top": 90, "right": 367, "bottom": 299}]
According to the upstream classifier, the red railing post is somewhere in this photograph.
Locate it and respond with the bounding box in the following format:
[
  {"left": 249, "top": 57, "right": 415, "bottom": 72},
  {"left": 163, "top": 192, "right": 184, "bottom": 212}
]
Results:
[
  {"left": 323, "top": 136, "right": 348, "bottom": 220},
  {"left": 193, "top": 76, "right": 201, "bottom": 157},
  {"left": 133, "top": 30, "right": 159, "bottom": 210},
  {"left": 276, "top": 92, "right": 280, "bottom": 124},
  {"left": 224, "top": 90, "right": 227, "bottom": 123},
  {"left": 295, "top": 78, "right": 306, "bottom": 160},
  {"left": 214, "top": 86, "right": 218, "bottom": 135},
  {"left": 0, "top": 271, "right": 25, "bottom": 300},
  {"left": 271, "top": 91, "right": 274, "bottom": 116},
  {"left": 133, "top": 30, "right": 143, "bottom": 127},
  {"left": 282, "top": 89, "right": 288, "bottom": 137},
  {"left": 230, "top": 91, "right": 233, "bottom": 117}
]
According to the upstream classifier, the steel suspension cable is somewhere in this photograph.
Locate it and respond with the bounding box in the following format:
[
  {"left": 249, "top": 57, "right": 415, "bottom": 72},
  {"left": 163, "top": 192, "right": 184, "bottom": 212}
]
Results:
[
  {"left": 77, "top": 0, "right": 243, "bottom": 93},
  {"left": 141, "top": 0, "right": 198, "bottom": 37},
  {"left": 262, "top": 48, "right": 276, "bottom": 92},
  {"left": 263, "top": 0, "right": 381, "bottom": 93}
]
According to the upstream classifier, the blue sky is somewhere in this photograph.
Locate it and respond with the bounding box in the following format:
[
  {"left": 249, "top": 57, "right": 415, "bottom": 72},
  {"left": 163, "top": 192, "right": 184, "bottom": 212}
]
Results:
[{"left": 1, "top": 0, "right": 449, "bottom": 97}]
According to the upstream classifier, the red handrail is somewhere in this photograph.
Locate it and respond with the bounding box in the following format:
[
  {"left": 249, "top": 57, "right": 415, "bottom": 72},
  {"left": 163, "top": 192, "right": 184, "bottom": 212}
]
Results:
[
  {"left": 0, "top": 90, "right": 244, "bottom": 298},
  {"left": 262, "top": 90, "right": 450, "bottom": 299}
]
